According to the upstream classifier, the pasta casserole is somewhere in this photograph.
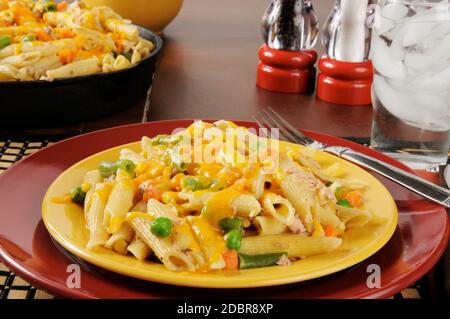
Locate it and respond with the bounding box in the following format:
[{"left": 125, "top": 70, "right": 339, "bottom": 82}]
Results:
[
  {"left": 55, "top": 120, "right": 378, "bottom": 272},
  {"left": 0, "top": 0, "right": 155, "bottom": 81}
]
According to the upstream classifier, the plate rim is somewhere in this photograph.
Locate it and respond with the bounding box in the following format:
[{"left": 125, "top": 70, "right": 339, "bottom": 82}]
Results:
[{"left": 0, "top": 119, "right": 448, "bottom": 298}]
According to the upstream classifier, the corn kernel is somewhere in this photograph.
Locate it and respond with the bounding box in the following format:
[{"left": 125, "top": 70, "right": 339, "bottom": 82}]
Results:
[
  {"left": 162, "top": 191, "right": 178, "bottom": 204},
  {"left": 135, "top": 162, "right": 148, "bottom": 175}
]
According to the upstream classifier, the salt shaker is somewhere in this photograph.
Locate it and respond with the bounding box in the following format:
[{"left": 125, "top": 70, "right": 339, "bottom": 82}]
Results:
[
  {"left": 257, "top": 0, "right": 319, "bottom": 94},
  {"left": 317, "top": 0, "right": 375, "bottom": 105}
]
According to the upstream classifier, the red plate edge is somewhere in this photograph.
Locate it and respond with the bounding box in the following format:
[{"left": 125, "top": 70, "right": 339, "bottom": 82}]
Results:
[{"left": 0, "top": 119, "right": 448, "bottom": 299}]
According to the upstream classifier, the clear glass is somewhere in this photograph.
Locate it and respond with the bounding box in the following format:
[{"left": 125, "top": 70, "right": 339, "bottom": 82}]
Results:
[
  {"left": 370, "top": 0, "right": 450, "bottom": 171},
  {"left": 322, "top": 0, "right": 377, "bottom": 62},
  {"left": 261, "top": 0, "right": 319, "bottom": 51}
]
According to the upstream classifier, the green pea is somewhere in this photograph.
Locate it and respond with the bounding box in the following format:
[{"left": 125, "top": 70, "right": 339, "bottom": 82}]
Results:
[
  {"left": 151, "top": 217, "right": 173, "bottom": 238},
  {"left": 225, "top": 230, "right": 242, "bottom": 250},
  {"left": 98, "top": 161, "right": 117, "bottom": 178},
  {"left": 219, "top": 218, "right": 243, "bottom": 231},
  {"left": 70, "top": 186, "right": 86, "bottom": 205},
  {"left": 337, "top": 199, "right": 351, "bottom": 208},
  {"left": 0, "top": 36, "right": 11, "bottom": 50},
  {"left": 116, "top": 159, "right": 136, "bottom": 176}
]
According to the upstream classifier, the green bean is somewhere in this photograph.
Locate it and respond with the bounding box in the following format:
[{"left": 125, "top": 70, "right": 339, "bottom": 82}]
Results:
[
  {"left": 98, "top": 161, "right": 117, "bottom": 178},
  {"left": 0, "top": 36, "right": 11, "bottom": 50},
  {"left": 238, "top": 252, "right": 287, "bottom": 269},
  {"left": 116, "top": 159, "right": 136, "bottom": 176},
  {"left": 337, "top": 199, "right": 351, "bottom": 208},
  {"left": 181, "top": 176, "right": 212, "bottom": 191},
  {"left": 99, "top": 160, "right": 136, "bottom": 178},
  {"left": 44, "top": 1, "right": 57, "bottom": 12},
  {"left": 120, "top": 52, "right": 133, "bottom": 62},
  {"left": 70, "top": 186, "right": 86, "bottom": 205},
  {"left": 219, "top": 217, "right": 243, "bottom": 231},
  {"left": 151, "top": 135, "right": 182, "bottom": 146},
  {"left": 22, "top": 35, "right": 36, "bottom": 42}
]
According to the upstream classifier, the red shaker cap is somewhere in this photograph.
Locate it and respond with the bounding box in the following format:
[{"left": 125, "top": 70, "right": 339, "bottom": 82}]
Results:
[
  {"left": 317, "top": 56, "right": 373, "bottom": 106},
  {"left": 257, "top": 44, "right": 317, "bottom": 94}
]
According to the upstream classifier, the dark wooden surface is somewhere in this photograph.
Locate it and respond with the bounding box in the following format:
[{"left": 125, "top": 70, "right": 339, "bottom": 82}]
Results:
[
  {"left": 148, "top": 0, "right": 373, "bottom": 138},
  {"left": 1, "top": 0, "right": 374, "bottom": 138}
]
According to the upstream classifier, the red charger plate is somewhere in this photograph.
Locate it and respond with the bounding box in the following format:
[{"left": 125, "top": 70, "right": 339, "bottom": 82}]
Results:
[{"left": 0, "top": 120, "right": 448, "bottom": 299}]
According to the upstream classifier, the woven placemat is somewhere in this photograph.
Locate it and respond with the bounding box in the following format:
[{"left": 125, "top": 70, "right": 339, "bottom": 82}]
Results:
[{"left": 0, "top": 140, "right": 444, "bottom": 299}]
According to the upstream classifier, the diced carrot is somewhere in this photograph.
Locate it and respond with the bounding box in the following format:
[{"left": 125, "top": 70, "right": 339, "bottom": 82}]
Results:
[
  {"left": 133, "top": 173, "right": 149, "bottom": 188},
  {"left": 344, "top": 190, "right": 363, "bottom": 208},
  {"left": 223, "top": 250, "right": 239, "bottom": 270},
  {"left": 58, "top": 48, "right": 76, "bottom": 64},
  {"left": 37, "top": 31, "right": 51, "bottom": 42},
  {"left": 57, "top": 1, "right": 68, "bottom": 11},
  {"left": 58, "top": 28, "right": 75, "bottom": 39},
  {"left": 324, "top": 224, "right": 339, "bottom": 237},
  {"left": 143, "top": 187, "right": 162, "bottom": 203}
]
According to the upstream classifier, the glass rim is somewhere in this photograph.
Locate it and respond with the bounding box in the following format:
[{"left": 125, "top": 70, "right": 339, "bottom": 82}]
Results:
[{"left": 385, "top": 0, "right": 450, "bottom": 6}]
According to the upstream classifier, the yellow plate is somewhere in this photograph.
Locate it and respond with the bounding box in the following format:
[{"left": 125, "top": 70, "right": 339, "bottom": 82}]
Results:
[{"left": 42, "top": 141, "right": 398, "bottom": 288}]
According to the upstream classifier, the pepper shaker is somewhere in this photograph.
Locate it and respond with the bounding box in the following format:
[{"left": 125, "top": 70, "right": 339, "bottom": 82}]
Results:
[
  {"left": 257, "top": 0, "right": 319, "bottom": 94},
  {"left": 317, "top": 0, "right": 376, "bottom": 105}
]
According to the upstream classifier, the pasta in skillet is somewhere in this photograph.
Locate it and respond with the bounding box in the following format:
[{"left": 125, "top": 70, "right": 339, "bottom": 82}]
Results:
[
  {"left": 55, "top": 120, "right": 375, "bottom": 272},
  {"left": 0, "top": 0, "right": 154, "bottom": 81}
]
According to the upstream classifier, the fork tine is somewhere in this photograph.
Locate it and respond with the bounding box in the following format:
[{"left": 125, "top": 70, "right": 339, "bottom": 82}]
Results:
[
  {"left": 252, "top": 115, "right": 270, "bottom": 139},
  {"left": 260, "top": 109, "right": 306, "bottom": 145},
  {"left": 266, "top": 107, "right": 316, "bottom": 145},
  {"left": 253, "top": 113, "right": 291, "bottom": 142}
]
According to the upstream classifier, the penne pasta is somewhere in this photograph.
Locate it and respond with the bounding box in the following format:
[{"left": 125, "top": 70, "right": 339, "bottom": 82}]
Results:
[
  {"left": 46, "top": 57, "right": 100, "bottom": 80},
  {"left": 127, "top": 237, "right": 152, "bottom": 261},
  {"left": 262, "top": 193, "right": 297, "bottom": 227},
  {"left": 86, "top": 183, "right": 112, "bottom": 249},
  {"left": 0, "top": 0, "right": 154, "bottom": 81},
  {"left": 59, "top": 120, "right": 378, "bottom": 273},
  {"left": 104, "top": 222, "right": 135, "bottom": 254},
  {"left": 128, "top": 213, "right": 200, "bottom": 272},
  {"left": 336, "top": 205, "right": 372, "bottom": 228},
  {"left": 231, "top": 194, "right": 261, "bottom": 218},
  {"left": 103, "top": 169, "right": 135, "bottom": 234},
  {"left": 83, "top": 170, "right": 102, "bottom": 223},
  {"left": 120, "top": 148, "right": 146, "bottom": 165},
  {"left": 254, "top": 216, "right": 289, "bottom": 235},
  {"left": 240, "top": 234, "right": 343, "bottom": 258}
]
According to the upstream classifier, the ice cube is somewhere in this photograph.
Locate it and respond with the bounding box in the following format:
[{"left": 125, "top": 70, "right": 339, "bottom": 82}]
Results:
[
  {"left": 373, "top": 75, "right": 450, "bottom": 131},
  {"left": 412, "top": 67, "right": 450, "bottom": 93},
  {"left": 371, "top": 34, "right": 407, "bottom": 79},
  {"left": 402, "top": 22, "right": 436, "bottom": 46},
  {"left": 404, "top": 34, "right": 450, "bottom": 73},
  {"left": 380, "top": 3, "right": 408, "bottom": 20}
]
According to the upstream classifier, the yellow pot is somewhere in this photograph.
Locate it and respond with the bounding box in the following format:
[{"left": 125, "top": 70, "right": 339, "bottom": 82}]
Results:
[{"left": 84, "top": 0, "right": 183, "bottom": 34}]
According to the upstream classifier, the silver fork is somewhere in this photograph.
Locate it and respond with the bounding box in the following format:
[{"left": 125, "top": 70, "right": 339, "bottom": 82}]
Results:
[{"left": 253, "top": 107, "right": 450, "bottom": 208}]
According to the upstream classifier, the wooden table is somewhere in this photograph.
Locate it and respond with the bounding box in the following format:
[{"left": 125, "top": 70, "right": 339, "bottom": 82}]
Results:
[
  {"left": 1, "top": 0, "right": 373, "bottom": 138},
  {"left": 149, "top": 0, "right": 373, "bottom": 138}
]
